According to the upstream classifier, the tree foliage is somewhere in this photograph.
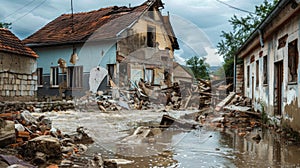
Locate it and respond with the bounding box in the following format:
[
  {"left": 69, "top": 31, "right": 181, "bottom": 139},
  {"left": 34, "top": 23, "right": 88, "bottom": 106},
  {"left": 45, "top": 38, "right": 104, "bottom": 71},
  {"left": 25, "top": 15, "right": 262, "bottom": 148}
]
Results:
[
  {"left": 217, "top": 0, "right": 279, "bottom": 78},
  {"left": 0, "top": 22, "right": 12, "bottom": 29},
  {"left": 186, "top": 56, "right": 210, "bottom": 80}
]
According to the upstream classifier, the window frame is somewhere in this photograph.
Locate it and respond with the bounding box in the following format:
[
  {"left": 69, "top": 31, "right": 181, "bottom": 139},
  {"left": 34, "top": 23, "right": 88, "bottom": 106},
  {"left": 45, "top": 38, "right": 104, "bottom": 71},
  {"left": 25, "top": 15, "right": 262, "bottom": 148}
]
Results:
[
  {"left": 37, "top": 67, "right": 43, "bottom": 87},
  {"left": 263, "top": 55, "right": 268, "bottom": 85},
  {"left": 67, "top": 66, "right": 83, "bottom": 89},
  {"left": 288, "top": 39, "right": 298, "bottom": 84},
  {"left": 50, "top": 66, "right": 59, "bottom": 88}
]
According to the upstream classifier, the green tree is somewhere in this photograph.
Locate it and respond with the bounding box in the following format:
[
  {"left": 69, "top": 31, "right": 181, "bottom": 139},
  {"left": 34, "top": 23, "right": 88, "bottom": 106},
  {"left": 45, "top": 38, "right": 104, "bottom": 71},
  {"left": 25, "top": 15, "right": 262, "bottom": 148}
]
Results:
[
  {"left": 217, "top": 0, "right": 279, "bottom": 78},
  {"left": 0, "top": 22, "right": 12, "bottom": 29},
  {"left": 186, "top": 56, "right": 210, "bottom": 79}
]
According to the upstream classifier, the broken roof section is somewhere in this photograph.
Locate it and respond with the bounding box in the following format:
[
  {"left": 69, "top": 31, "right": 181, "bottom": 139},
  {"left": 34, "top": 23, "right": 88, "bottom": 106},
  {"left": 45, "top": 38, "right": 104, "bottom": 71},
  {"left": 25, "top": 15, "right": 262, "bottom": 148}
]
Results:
[
  {"left": 23, "top": 0, "right": 179, "bottom": 49},
  {"left": 0, "top": 28, "right": 38, "bottom": 58}
]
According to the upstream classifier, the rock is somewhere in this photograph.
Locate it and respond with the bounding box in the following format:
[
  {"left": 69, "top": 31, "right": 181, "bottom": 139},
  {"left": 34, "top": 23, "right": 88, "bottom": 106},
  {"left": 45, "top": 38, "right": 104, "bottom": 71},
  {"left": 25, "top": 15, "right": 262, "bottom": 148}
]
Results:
[
  {"left": 14, "top": 124, "right": 25, "bottom": 132},
  {"left": 0, "top": 119, "right": 16, "bottom": 147},
  {"left": 0, "top": 154, "right": 34, "bottom": 168},
  {"left": 0, "top": 161, "right": 9, "bottom": 168},
  {"left": 24, "top": 135, "right": 61, "bottom": 159},
  {"left": 20, "top": 110, "right": 37, "bottom": 125},
  {"left": 88, "top": 153, "right": 104, "bottom": 168},
  {"left": 77, "top": 144, "right": 88, "bottom": 153},
  {"left": 32, "top": 152, "right": 46, "bottom": 164},
  {"left": 104, "top": 159, "right": 134, "bottom": 166},
  {"left": 60, "top": 159, "right": 73, "bottom": 167}
]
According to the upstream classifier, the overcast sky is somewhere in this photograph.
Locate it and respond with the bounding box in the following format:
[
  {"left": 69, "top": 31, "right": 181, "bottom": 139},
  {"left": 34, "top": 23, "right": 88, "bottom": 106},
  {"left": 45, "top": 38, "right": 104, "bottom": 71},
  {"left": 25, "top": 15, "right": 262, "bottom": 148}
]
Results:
[{"left": 0, "top": 0, "right": 263, "bottom": 66}]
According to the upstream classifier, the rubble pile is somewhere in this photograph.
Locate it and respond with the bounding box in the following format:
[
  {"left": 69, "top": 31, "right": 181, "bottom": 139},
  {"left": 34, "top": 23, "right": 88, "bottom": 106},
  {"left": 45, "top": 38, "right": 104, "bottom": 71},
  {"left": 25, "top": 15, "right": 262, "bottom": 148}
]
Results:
[
  {"left": 0, "top": 101, "right": 75, "bottom": 113},
  {"left": 0, "top": 110, "right": 96, "bottom": 167}
]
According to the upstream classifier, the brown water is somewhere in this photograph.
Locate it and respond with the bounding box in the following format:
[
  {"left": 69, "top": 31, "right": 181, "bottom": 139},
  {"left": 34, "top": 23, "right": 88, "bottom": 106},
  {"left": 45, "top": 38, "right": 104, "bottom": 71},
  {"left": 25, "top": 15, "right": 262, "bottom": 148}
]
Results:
[{"left": 37, "top": 110, "right": 300, "bottom": 167}]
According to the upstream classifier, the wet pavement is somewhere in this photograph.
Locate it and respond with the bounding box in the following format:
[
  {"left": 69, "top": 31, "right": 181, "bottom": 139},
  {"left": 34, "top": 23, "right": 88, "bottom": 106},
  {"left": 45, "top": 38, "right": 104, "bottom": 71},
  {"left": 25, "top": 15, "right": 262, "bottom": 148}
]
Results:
[{"left": 33, "top": 109, "right": 300, "bottom": 167}]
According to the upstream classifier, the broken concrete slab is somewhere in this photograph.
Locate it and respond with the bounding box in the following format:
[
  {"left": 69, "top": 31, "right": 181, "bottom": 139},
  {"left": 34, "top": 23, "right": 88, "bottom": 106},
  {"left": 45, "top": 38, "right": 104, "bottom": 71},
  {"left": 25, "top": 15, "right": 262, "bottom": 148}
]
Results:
[
  {"left": 23, "top": 135, "right": 62, "bottom": 159},
  {"left": 160, "top": 114, "right": 199, "bottom": 129},
  {"left": 0, "top": 119, "right": 16, "bottom": 147}
]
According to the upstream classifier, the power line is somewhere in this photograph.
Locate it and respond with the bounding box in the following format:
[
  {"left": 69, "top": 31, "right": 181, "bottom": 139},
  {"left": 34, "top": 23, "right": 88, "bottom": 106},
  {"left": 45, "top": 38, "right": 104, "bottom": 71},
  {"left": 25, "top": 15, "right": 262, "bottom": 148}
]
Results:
[
  {"left": 216, "top": 0, "right": 256, "bottom": 15},
  {"left": 1, "top": 0, "right": 37, "bottom": 21},
  {"left": 10, "top": 0, "right": 48, "bottom": 24}
]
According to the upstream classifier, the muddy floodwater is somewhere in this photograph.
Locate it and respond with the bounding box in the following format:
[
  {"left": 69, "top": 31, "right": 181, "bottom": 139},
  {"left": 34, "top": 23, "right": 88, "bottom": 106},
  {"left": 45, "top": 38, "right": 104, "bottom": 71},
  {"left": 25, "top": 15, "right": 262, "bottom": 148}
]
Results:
[{"left": 34, "top": 110, "right": 300, "bottom": 167}]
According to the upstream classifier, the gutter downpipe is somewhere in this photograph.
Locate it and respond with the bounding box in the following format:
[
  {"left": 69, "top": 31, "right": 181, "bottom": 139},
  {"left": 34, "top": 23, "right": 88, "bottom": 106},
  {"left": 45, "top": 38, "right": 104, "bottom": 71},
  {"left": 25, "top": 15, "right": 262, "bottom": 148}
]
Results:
[{"left": 236, "top": 0, "right": 290, "bottom": 56}]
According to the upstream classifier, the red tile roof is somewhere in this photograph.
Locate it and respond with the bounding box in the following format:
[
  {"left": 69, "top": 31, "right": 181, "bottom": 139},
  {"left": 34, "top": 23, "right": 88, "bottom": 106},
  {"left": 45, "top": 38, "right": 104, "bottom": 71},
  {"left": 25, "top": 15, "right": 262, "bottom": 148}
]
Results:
[
  {"left": 0, "top": 28, "right": 38, "bottom": 58},
  {"left": 23, "top": 3, "right": 149, "bottom": 46}
]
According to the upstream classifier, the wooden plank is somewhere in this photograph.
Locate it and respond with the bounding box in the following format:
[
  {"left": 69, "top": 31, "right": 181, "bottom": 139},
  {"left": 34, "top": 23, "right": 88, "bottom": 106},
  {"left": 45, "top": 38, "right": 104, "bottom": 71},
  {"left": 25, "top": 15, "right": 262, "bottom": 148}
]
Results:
[{"left": 215, "top": 92, "right": 236, "bottom": 111}]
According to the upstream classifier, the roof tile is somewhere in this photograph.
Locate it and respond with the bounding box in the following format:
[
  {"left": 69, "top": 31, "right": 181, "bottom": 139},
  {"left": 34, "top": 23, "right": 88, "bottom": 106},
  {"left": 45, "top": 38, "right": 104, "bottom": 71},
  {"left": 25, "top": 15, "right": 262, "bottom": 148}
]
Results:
[{"left": 0, "top": 28, "right": 38, "bottom": 58}]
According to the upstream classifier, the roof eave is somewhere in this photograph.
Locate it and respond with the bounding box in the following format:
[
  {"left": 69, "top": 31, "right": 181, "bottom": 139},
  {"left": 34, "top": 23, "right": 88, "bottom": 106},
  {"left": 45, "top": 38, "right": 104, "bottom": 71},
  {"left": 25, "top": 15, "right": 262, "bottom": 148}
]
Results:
[{"left": 236, "top": 0, "right": 292, "bottom": 57}]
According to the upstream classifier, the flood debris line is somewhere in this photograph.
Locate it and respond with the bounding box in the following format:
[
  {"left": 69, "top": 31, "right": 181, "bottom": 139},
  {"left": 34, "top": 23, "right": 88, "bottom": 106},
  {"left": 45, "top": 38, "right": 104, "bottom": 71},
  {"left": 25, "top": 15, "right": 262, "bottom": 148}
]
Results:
[{"left": 0, "top": 110, "right": 100, "bottom": 167}]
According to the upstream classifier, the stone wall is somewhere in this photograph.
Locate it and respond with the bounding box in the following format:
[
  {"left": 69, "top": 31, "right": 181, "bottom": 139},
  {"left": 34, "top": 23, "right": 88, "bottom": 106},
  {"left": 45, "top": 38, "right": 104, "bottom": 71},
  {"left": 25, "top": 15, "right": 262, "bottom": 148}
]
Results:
[
  {"left": 0, "top": 52, "right": 37, "bottom": 101},
  {"left": 0, "top": 101, "right": 75, "bottom": 113},
  {"left": 0, "top": 72, "right": 37, "bottom": 101}
]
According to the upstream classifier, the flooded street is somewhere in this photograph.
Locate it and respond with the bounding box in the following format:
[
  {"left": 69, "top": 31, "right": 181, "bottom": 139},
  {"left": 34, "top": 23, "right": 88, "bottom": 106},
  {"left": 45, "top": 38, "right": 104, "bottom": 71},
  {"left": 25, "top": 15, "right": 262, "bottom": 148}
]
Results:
[{"left": 36, "top": 110, "right": 300, "bottom": 167}]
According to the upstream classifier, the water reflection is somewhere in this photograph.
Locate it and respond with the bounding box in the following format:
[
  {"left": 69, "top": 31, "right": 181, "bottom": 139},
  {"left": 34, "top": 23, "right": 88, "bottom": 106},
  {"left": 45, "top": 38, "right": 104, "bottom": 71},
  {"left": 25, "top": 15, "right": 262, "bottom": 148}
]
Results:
[{"left": 45, "top": 110, "right": 300, "bottom": 167}]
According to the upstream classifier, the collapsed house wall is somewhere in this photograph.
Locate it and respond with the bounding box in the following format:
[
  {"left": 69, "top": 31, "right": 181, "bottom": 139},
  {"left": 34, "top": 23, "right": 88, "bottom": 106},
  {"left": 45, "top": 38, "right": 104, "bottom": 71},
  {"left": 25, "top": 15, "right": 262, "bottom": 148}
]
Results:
[
  {"left": 0, "top": 52, "right": 37, "bottom": 101},
  {"left": 239, "top": 2, "right": 300, "bottom": 132}
]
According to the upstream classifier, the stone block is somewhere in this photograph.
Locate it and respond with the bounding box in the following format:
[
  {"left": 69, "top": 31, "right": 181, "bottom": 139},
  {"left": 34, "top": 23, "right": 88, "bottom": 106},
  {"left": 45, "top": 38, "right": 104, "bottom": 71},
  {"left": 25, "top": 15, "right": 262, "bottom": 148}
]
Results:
[
  {"left": 32, "top": 75, "right": 38, "bottom": 80},
  {"left": 16, "top": 79, "right": 21, "bottom": 85},
  {"left": 10, "top": 91, "right": 15, "bottom": 97},
  {"left": 13, "top": 85, "right": 18, "bottom": 90},
  {"left": 5, "top": 90, "right": 9, "bottom": 96},
  {"left": 3, "top": 72, "right": 8, "bottom": 78},
  {"left": 23, "top": 75, "right": 28, "bottom": 80},
  {"left": 16, "top": 90, "right": 21, "bottom": 96}
]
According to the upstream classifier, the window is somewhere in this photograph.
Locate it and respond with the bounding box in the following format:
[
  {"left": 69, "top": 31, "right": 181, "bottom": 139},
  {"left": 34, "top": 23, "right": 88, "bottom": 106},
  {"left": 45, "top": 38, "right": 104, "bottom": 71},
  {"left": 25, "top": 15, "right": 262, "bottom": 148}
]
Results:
[
  {"left": 145, "top": 69, "right": 154, "bottom": 84},
  {"left": 147, "top": 26, "right": 156, "bottom": 47},
  {"left": 278, "top": 34, "right": 288, "bottom": 49},
  {"left": 50, "top": 67, "right": 59, "bottom": 87},
  {"left": 247, "top": 65, "right": 250, "bottom": 88},
  {"left": 37, "top": 68, "right": 43, "bottom": 86},
  {"left": 256, "top": 60, "right": 259, "bottom": 86},
  {"left": 263, "top": 55, "right": 268, "bottom": 84},
  {"left": 288, "top": 39, "right": 298, "bottom": 83},
  {"left": 67, "top": 66, "right": 83, "bottom": 88}
]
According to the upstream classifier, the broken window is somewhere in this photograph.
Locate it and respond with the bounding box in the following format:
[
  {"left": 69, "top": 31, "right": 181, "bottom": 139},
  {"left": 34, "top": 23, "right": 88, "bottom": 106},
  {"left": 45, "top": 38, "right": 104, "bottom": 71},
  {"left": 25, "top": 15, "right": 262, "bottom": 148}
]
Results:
[
  {"left": 278, "top": 34, "right": 288, "bottom": 49},
  {"left": 37, "top": 68, "right": 43, "bottom": 86},
  {"left": 50, "top": 67, "right": 59, "bottom": 87},
  {"left": 145, "top": 69, "right": 154, "bottom": 84},
  {"left": 263, "top": 55, "right": 268, "bottom": 84},
  {"left": 288, "top": 39, "right": 298, "bottom": 83},
  {"left": 147, "top": 26, "right": 156, "bottom": 48},
  {"left": 247, "top": 65, "right": 250, "bottom": 88},
  {"left": 67, "top": 66, "right": 83, "bottom": 88},
  {"left": 256, "top": 60, "right": 259, "bottom": 86}
]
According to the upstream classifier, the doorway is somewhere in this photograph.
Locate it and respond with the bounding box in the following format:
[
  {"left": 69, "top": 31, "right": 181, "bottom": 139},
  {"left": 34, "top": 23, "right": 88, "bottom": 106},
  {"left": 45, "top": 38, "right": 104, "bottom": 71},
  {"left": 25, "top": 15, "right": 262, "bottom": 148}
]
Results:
[{"left": 274, "top": 61, "right": 283, "bottom": 116}]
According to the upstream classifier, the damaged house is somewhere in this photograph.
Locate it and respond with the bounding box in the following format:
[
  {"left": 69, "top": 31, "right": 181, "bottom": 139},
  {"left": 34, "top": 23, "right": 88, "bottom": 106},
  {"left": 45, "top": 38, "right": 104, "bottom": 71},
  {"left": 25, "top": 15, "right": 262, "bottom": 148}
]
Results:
[
  {"left": 23, "top": 0, "right": 179, "bottom": 100},
  {"left": 235, "top": 0, "right": 300, "bottom": 132},
  {"left": 0, "top": 28, "right": 38, "bottom": 101}
]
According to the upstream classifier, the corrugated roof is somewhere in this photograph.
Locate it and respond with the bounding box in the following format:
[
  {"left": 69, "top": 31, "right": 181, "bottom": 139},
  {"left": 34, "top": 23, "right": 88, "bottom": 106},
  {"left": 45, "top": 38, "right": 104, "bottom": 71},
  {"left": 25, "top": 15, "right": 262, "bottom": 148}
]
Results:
[
  {"left": 0, "top": 28, "right": 38, "bottom": 58},
  {"left": 23, "top": 3, "right": 149, "bottom": 46}
]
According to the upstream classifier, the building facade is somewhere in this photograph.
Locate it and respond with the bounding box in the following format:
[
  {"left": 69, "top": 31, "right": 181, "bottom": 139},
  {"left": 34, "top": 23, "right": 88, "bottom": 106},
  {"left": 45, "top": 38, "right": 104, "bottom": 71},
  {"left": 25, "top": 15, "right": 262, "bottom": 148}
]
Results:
[
  {"left": 23, "top": 0, "right": 179, "bottom": 100},
  {"left": 236, "top": 0, "right": 300, "bottom": 132}
]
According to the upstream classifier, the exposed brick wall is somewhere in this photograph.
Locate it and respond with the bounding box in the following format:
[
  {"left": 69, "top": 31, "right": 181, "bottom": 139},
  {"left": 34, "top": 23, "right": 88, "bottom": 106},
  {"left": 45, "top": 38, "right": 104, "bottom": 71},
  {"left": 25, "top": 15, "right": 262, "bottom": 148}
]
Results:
[{"left": 236, "top": 64, "right": 244, "bottom": 95}]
